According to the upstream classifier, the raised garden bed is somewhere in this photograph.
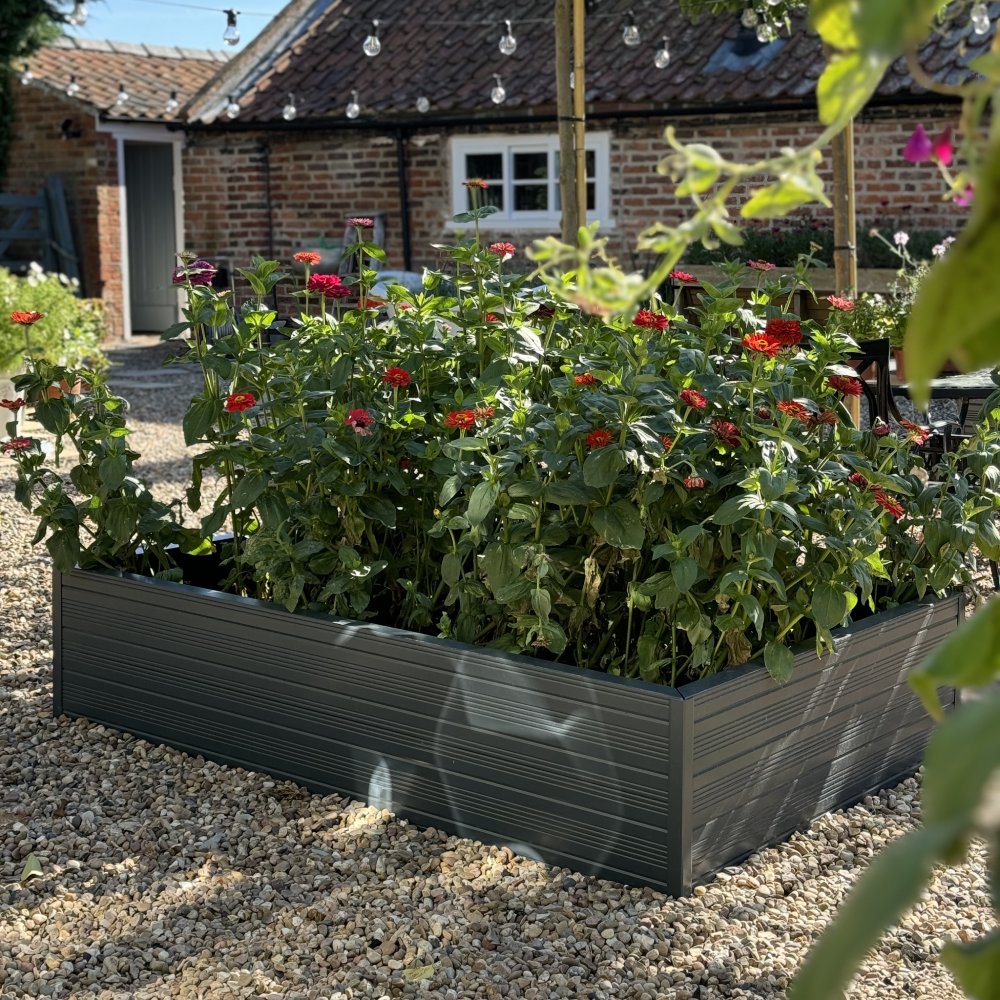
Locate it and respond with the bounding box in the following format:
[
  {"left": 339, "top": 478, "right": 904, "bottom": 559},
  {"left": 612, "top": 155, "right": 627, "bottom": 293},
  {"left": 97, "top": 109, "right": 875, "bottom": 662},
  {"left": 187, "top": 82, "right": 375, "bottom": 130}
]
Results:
[{"left": 53, "top": 568, "right": 961, "bottom": 895}]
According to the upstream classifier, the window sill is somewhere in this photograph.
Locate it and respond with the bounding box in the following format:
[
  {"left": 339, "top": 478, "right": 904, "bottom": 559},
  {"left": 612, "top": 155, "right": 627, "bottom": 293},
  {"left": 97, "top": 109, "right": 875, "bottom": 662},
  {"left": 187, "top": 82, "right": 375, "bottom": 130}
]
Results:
[{"left": 446, "top": 217, "right": 615, "bottom": 232}]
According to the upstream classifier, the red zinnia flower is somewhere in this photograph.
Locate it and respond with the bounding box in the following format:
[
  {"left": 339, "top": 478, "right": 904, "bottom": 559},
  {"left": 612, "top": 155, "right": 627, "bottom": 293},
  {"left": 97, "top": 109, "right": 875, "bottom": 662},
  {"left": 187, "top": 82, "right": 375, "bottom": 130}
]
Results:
[
  {"left": 9, "top": 310, "right": 43, "bottom": 326},
  {"left": 826, "top": 295, "right": 855, "bottom": 312},
  {"left": 678, "top": 388, "right": 707, "bottom": 410},
  {"left": 463, "top": 178, "right": 489, "bottom": 189},
  {"left": 444, "top": 410, "right": 476, "bottom": 431},
  {"left": 742, "top": 333, "right": 782, "bottom": 358},
  {"left": 755, "top": 406, "right": 772, "bottom": 420},
  {"left": 586, "top": 428, "right": 614, "bottom": 449},
  {"left": 873, "top": 489, "right": 905, "bottom": 519},
  {"left": 669, "top": 269, "right": 697, "bottom": 284},
  {"left": 225, "top": 391, "right": 257, "bottom": 412},
  {"left": 1, "top": 398, "right": 26, "bottom": 411},
  {"left": 171, "top": 260, "right": 216, "bottom": 287},
  {"left": 474, "top": 405, "right": 495, "bottom": 422},
  {"left": 660, "top": 435, "right": 674, "bottom": 449},
  {"left": 382, "top": 367, "right": 412, "bottom": 388},
  {"left": 711, "top": 419, "right": 741, "bottom": 447},
  {"left": 484, "top": 313, "right": 500, "bottom": 323},
  {"left": 683, "top": 475, "right": 706, "bottom": 489},
  {"left": 899, "top": 419, "right": 931, "bottom": 446},
  {"left": 827, "top": 375, "right": 863, "bottom": 397},
  {"left": 488, "top": 241, "right": 516, "bottom": 259},
  {"left": 308, "top": 273, "right": 345, "bottom": 296},
  {"left": 345, "top": 408, "right": 375, "bottom": 435},
  {"left": 748, "top": 260, "right": 775, "bottom": 271},
  {"left": 848, "top": 472, "right": 870, "bottom": 489},
  {"left": 347, "top": 217, "right": 375, "bottom": 227},
  {"left": 810, "top": 408, "right": 839, "bottom": 427},
  {"left": 633, "top": 309, "right": 669, "bottom": 331},
  {"left": 765, "top": 318, "right": 802, "bottom": 347},
  {"left": 2, "top": 436, "right": 33, "bottom": 454},
  {"left": 777, "top": 400, "right": 810, "bottom": 422},
  {"left": 575, "top": 373, "right": 599, "bottom": 388},
  {"left": 872, "top": 419, "right": 891, "bottom": 438},
  {"left": 293, "top": 251, "right": 322, "bottom": 265}
]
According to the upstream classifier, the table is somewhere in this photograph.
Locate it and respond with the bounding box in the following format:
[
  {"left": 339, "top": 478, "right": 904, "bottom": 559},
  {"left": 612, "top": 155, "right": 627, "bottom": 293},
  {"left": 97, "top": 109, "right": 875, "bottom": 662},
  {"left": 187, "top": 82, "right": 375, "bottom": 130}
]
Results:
[{"left": 891, "top": 369, "right": 999, "bottom": 427}]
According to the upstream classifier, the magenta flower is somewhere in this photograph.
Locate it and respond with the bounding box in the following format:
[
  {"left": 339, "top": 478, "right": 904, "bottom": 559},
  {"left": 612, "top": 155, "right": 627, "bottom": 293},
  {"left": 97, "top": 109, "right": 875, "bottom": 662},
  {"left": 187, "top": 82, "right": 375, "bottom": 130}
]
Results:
[
  {"left": 903, "top": 124, "right": 932, "bottom": 164},
  {"left": 931, "top": 127, "right": 954, "bottom": 166},
  {"left": 954, "top": 184, "right": 974, "bottom": 207}
]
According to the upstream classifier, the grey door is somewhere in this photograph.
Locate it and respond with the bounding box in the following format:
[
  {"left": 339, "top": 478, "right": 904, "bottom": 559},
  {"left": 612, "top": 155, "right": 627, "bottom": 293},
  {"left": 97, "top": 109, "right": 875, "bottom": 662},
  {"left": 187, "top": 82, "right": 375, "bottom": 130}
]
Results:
[{"left": 124, "top": 142, "right": 177, "bottom": 332}]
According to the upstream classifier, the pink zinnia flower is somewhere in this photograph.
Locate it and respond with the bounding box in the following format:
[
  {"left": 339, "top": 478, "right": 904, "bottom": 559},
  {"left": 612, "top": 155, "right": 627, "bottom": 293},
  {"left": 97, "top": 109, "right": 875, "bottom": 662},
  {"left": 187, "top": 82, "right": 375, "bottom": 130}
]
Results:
[
  {"left": 345, "top": 408, "right": 375, "bottom": 435},
  {"left": 683, "top": 475, "right": 706, "bottom": 489},
  {"left": 171, "top": 259, "right": 216, "bottom": 286},
  {"left": 308, "top": 273, "right": 345, "bottom": 296},
  {"left": 668, "top": 269, "right": 697, "bottom": 283},
  {"left": 348, "top": 217, "right": 375, "bottom": 227},
  {"left": 748, "top": 260, "right": 775, "bottom": 271},
  {"left": 2, "top": 436, "right": 33, "bottom": 455},
  {"left": 488, "top": 241, "right": 516, "bottom": 259},
  {"left": 826, "top": 295, "right": 855, "bottom": 312},
  {"left": 954, "top": 184, "right": 974, "bottom": 207}
]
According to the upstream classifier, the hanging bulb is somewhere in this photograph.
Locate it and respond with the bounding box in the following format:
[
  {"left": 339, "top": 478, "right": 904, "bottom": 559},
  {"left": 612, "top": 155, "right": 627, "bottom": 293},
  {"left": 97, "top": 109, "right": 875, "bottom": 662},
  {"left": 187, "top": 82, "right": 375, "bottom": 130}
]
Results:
[
  {"left": 68, "top": 1, "right": 88, "bottom": 26},
  {"left": 490, "top": 74, "right": 506, "bottom": 104},
  {"left": 165, "top": 90, "right": 179, "bottom": 114},
  {"left": 740, "top": 8, "right": 759, "bottom": 27},
  {"left": 363, "top": 19, "right": 381, "bottom": 57},
  {"left": 499, "top": 19, "right": 517, "bottom": 55},
  {"left": 65, "top": 74, "right": 80, "bottom": 97},
  {"left": 756, "top": 21, "right": 775, "bottom": 42},
  {"left": 282, "top": 93, "right": 297, "bottom": 121},
  {"left": 971, "top": 2, "right": 990, "bottom": 34},
  {"left": 225, "top": 95, "right": 240, "bottom": 119},
  {"left": 19, "top": 64, "right": 33, "bottom": 85},
  {"left": 223, "top": 9, "right": 240, "bottom": 46},
  {"left": 346, "top": 89, "right": 360, "bottom": 119},
  {"left": 416, "top": 95, "right": 430, "bottom": 113},
  {"left": 654, "top": 36, "right": 670, "bottom": 68},
  {"left": 114, "top": 83, "right": 128, "bottom": 107},
  {"left": 622, "top": 10, "right": 640, "bottom": 47}
]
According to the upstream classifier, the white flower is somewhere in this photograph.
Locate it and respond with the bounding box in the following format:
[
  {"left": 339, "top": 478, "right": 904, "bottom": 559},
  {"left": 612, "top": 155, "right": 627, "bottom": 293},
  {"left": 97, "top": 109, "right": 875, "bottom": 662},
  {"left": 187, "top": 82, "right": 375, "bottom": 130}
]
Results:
[
  {"left": 932, "top": 236, "right": 956, "bottom": 257},
  {"left": 893, "top": 231, "right": 910, "bottom": 247}
]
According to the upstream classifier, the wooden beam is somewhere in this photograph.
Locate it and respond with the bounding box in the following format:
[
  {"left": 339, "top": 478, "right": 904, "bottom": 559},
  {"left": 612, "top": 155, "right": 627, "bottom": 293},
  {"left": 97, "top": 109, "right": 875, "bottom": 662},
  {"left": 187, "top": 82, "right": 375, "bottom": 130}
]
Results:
[
  {"left": 573, "top": 0, "right": 587, "bottom": 229},
  {"left": 554, "top": 0, "right": 578, "bottom": 241},
  {"left": 832, "top": 121, "right": 861, "bottom": 425}
]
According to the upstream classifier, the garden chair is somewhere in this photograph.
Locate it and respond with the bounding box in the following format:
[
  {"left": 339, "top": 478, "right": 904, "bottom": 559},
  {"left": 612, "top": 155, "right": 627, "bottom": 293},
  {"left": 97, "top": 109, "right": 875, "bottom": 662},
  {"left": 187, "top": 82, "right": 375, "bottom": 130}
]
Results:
[{"left": 850, "top": 337, "right": 905, "bottom": 427}]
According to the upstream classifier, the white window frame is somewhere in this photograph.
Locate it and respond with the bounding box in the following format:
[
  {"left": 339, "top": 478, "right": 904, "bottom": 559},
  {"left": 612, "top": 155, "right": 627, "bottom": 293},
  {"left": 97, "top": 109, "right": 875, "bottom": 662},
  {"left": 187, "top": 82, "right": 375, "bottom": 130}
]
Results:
[{"left": 449, "top": 132, "right": 611, "bottom": 230}]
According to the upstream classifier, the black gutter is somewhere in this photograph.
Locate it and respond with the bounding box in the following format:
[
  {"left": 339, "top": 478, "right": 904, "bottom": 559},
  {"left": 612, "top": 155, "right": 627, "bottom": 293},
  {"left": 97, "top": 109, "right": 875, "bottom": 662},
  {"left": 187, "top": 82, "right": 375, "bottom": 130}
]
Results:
[{"left": 394, "top": 128, "right": 412, "bottom": 271}]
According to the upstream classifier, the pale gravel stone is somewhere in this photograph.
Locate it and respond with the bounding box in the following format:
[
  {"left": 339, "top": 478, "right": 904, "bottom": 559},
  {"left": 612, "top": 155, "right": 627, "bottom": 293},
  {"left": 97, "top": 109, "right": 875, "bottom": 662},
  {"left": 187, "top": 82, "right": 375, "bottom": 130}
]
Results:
[{"left": 0, "top": 337, "right": 994, "bottom": 999}]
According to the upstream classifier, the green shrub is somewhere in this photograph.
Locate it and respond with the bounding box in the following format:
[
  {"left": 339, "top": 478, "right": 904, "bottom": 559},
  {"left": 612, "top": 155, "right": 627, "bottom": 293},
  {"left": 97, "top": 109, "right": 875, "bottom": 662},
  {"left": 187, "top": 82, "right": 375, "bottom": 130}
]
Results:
[{"left": 0, "top": 264, "right": 106, "bottom": 372}]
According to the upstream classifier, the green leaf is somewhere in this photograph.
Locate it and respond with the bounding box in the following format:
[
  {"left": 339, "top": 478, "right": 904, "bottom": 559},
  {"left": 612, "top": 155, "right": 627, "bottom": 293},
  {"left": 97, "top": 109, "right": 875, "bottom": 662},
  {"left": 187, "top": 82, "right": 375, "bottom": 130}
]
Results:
[
  {"left": 788, "top": 822, "right": 965, "bottom": 1000},
  {"left": 671, "top": 557, "right": 699, "bottom": 594},
  {"left": 159, "top": 321, "right": 190, "bottom": 341},
  {"left": 256, "top": 492, "right": 290, "bottom": 531},
  {"left": 812, "top": 582, "right": 849, "bottom": 630},
  {"left": 713, "top": 493, "right": 764, "bottom": 525},
  {"left": 33, "top": 397, "right": 71, "bottom": 436},
  {"left": 46, "top": 530, "right": 80, "bottom": 572},
  {"left": 582, "top": 445, "right": 625, "bottom": 489},
  {"left": 741, "top": 156, "right": 831, "bottom": 219},
  {"left": 531, "top": 587, "right": 552, "bottom": 621},
  {"left": 763, "top": 641, "right": 795, "bottom": 684},
  {"left": 402, "top": 965, "right": 435, "bottom": 983},
  {"left": 20, "top": 853, "right": 43, "bottom": 883},
  {"left": 545, "top": 480, "right": 598, "bottom": 506},
  {"left": 809, "top": 0, "right": 859, "bottom": 48},
  {"left": 439, "top": 474, "right": 462, "bottom": 507},
  {"left": 909, "top": 601, "right": 1000, "bottom": 719},
  {"left": 358, "top": 494, "right": 397, "bottom": 528},
  {"left": 815, "top": 51, "right": 889, "bottom": 127},
  {"left": 941, "top": 930, "right": 1000, "bottom": 1000},
  {"left": 98, "top": 454, "right": 129, "bottom": 492},
  {"left": 441, "top": 552, "right": 462, "bottom": 586},
  {"left": 231, "top": 471, "right": 268, "bottom": 509},
  {"left": 592, "top": 501, "right": 645, "bottom": 550},
  {"left": 467, "top": 481, "right": 499, "bottom": 527},
  {"left": 183, "top": 396, "right": 221, "bottom": 446}
]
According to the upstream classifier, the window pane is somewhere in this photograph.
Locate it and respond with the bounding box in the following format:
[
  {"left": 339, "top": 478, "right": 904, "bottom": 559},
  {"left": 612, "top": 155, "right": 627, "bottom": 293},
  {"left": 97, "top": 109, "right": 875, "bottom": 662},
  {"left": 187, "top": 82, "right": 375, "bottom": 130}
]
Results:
[
  {"left": 585, "top": 150, "right": 595, "bottom": 177},
  {"left": 514, "top": 184, "right": 548, "bottom": 212},
  {"left": 586, "top": 181, "right": 595, "bottom": 211},
  {"left": 513, "top": 151, "right": 549, "bottom": 180},
  {"left": 465, "top": 153, "right": 503, "bottom": 180},
  {"left": 468, "top": 184, "right": 504, "bottom": 211}
]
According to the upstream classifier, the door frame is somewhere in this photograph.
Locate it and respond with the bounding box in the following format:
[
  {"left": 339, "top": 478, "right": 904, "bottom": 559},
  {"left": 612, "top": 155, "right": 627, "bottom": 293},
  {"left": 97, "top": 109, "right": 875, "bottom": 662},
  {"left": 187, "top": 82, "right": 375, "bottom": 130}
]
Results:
[{"left": 96, "top": 122, "right": 184, "bottom": 340}]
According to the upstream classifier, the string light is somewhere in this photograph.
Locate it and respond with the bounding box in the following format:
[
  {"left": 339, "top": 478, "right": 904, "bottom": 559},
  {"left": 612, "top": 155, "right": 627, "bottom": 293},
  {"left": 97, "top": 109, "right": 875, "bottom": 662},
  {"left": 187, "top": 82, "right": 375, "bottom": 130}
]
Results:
[
  {"left": 971, "top": 2, "right": 990, "bottom": 34},
  {"left": 225, "top": 94, "right": 240, "bottom": 119},
  {"left": 346, "top": 89, "right": 360, "bottom": 118},
  {"left": 654, "top": 35, "right": 670, "bottom": 68},
  {"left": 114, "top": 82, "right": 129, "bottom": 107},
  {"left": 282, "top": 92, "right": 297, "bottom": 120},
  {"left": 68, "top": 1, "right": 88, "bottom": 26},
  {"left": 622, "top": 10, "right": 640, "bottom": 47},
  {"left": 363, "top": 19, "right": 381, "bottom": 57},
  {"left": 490, "top": 73, "right": 506, "bottom": 104},
  {"left": 499, "top": 19, "right": 517, "bottom": 55},
  {"left": 19, "top": 64, "right": 32, "bottom": 85},
  {"left": 165, "top": 89, "right": 179, "bottom": 114},
  {"left": 223, "top": 9, "right": 240, "bottom": 46},
  {"left": 416, "top": 95, "right": 430, "bottom": 113},
  {"left": 740, "top": 8, "right": 758, "bottom": 27},
  {"left": 66, "top": 75, "right": 79, "bottom": 97}
]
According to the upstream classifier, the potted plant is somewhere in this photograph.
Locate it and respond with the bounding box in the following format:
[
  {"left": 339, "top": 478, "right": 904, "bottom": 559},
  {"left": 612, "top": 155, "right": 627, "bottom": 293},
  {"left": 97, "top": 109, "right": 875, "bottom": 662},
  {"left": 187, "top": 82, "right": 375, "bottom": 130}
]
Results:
[{"left": 6, "top": 219, "right": 996, "bottom": 893}]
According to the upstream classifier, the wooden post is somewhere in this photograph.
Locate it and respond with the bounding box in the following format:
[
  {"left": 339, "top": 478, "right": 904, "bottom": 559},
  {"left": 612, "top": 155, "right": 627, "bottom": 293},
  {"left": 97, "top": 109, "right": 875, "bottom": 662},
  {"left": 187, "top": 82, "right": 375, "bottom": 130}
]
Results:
[
  {"left": 572, "top": 0, "right": 587, "bottom": 229},
  {"left": 832, "top": 120, "right": 861, "bottom": 424},
  {"left": 554, "top": 0, "right": 578, "bottom": 241}
]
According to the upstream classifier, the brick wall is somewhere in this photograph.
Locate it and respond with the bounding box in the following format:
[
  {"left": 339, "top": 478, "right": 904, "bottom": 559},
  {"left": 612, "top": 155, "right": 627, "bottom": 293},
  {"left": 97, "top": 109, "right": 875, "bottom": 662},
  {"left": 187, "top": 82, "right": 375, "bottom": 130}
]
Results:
[{"left": 4, "top": 84, "right": 124, "bottom": 338}]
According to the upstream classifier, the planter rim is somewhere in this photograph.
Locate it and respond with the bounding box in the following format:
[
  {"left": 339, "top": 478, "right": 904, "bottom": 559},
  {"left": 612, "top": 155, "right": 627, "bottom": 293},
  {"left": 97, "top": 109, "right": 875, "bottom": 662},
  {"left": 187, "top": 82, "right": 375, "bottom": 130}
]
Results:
[{"left": 70, "top": 566, "right": 959, "bottom": 701}]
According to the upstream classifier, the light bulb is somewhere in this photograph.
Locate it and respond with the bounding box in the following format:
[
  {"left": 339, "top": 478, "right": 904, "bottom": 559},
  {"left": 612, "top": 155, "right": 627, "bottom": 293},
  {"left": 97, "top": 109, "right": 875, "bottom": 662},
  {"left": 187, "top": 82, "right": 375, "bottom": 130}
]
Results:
[
  {"left": 499, "top": 19, "right": 517, "bottom": 55},
  {"left": 223, "top": 9, "right": 240, "bottom": 46},
  {"left": 416, "top": 95, "right": 430, "bottom": 113},
  {"left": 740, "top": 8, "right": 759, "bottom": 27},
  {"left": 225, "top": 95, "right": 240, "bottom": 119},
  {"left": 165, "top": 90, "right": 179, "bottom": 114},
  {"left": 115, "top": 84, "right": 128, "bottom": 107},
  {"left": 66, "top": 75, "right": 79, "bottom": 97},
  {"left": 766, "top": 0, "right": 781, "bottom": 5},
  {"left": 346, "top": 90, "right": 360, "bottom": 118},
  {"left": 363, "top": 20, "right": 381, "bottom": 57},
  {"left": 68, "top": 1, "right": 88, "bottom": 26},
  {"left": 490, "top": 74, "right": 506, "bottom": 104},
  {"left": 19, "top": 64, "right": 32, "bottom": 85},
  {"left": 282, "top": 94, "right": 297, "bottom": 120},
  {"left": 971, "top": 2, "right": 990, "bottom": 34},
  {"left": 654, "top": 37, "right": 670, "bottom": 68},
  {"left": 756, "top": 22, "right": 775, "bottom": 42},
  {"left": 623, "top": 10, "right": 640, "bottom": 47}
]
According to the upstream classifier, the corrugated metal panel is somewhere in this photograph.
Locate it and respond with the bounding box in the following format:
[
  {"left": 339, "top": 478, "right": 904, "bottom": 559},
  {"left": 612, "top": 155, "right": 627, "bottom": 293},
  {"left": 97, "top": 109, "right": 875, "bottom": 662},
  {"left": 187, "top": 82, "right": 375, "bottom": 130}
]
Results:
[
  {"left": 56, "top": 570, "right": 677, "bottom": 891},
  {"left": 685, "top": 595, "right": 961, "bottom": 880}
]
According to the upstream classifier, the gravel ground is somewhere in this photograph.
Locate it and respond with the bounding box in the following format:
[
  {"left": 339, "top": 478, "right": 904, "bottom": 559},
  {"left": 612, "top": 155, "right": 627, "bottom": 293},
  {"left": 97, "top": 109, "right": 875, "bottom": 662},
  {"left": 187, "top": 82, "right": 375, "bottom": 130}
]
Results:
[{"left": 0, "top": 339, "right": 995, "bottom": 1000}]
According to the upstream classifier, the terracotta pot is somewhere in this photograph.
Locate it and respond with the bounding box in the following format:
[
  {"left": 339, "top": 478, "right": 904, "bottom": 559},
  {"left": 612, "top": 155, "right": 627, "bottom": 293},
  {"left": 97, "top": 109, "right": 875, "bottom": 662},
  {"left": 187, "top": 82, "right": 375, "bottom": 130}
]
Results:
[{"left": 36, "top": 379, "right": 90, "bottom": 401}]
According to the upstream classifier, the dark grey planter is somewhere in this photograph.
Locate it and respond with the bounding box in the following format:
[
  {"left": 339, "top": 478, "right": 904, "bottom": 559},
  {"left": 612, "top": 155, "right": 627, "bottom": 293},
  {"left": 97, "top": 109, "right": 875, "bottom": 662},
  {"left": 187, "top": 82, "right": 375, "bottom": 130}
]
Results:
[{"left": 53, "top": 569, "right": 961, "bottom": 895}]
